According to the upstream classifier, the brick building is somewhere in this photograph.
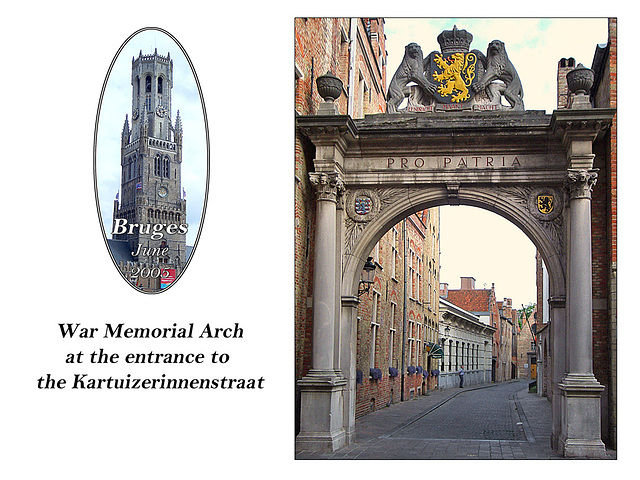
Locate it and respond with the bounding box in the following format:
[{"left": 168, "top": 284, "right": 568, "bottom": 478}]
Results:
[
  {"left": 496, "top": 298, "right": 517, "bottom": 381},
  {"left": 516, "top": 308, "right": 536, "bottom": 380},
  {"left": 354, "top": 210, "right": 440, "bottom": 417},
  {"left": 294, "top": 18, "right": 389, "bottom": 429},
  {"left": 294, "top": 18, "right": 443, "bottom": 422},
  {"left": 440, "top": 278, "right": 506, "bottom": 382}
]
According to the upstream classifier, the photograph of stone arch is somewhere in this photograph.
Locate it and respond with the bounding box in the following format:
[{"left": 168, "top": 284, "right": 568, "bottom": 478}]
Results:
[{"left": 294, "top": 18, "right": 616, "bottom": 459}]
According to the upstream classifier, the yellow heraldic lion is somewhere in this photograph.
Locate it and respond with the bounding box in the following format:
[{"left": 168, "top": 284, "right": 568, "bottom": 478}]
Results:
[{"left": 432, "top": 52, "right": 477, "bottom": 103}]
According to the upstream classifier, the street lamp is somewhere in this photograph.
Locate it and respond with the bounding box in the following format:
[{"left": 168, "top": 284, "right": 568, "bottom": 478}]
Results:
[
  {"left": 357, "top": 257, "right": 376, "bottom": 296},
  {"left": 441, "top": 325, "right": 450, "bottom": 373}
]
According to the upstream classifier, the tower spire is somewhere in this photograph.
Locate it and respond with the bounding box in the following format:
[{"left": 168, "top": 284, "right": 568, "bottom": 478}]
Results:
[
  {"left": 121, "top": 114, "right": 130, "bottom": 146},
  {"left": 175, "top": 110, "right": 183, "bottom": 145}
]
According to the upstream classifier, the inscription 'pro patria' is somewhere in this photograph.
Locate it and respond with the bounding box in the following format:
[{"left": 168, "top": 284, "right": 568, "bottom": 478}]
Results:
[{"left": 385, "top": 155, "right": 522, "bottom": 169}]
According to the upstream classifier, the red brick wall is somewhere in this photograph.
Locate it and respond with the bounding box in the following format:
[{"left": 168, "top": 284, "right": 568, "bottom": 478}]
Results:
[
  {"left": 354, "top": 212, "right": 439, "bottom": 417},
  {"left": 589, "top": 19, "right": 616, "bottom": 389},
  {"left": 294, "top": 18, "right": 389, "bottom": 389}
]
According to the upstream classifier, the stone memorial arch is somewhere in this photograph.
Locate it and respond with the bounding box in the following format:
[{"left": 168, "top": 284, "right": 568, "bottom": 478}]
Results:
[{"left": 295, "top": 27, "right": 615, "bottom": 458}]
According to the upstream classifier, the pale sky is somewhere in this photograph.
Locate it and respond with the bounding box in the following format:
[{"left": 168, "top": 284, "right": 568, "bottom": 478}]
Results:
[{"left": 385, "top": 18, "right": 609, "bottom": 309}]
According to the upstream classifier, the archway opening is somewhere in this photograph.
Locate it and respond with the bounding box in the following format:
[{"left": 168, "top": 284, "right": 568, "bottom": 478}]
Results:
[{"left": 351, "top": 202, "right": 551, "bottom": 442}]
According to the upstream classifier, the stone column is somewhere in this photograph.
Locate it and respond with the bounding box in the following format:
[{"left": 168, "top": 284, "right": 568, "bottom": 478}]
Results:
[
  {"left": 558, "top": 169, "right": 606, "bottom": 457},
  {"left": 548, "top": 295, "right": 566, "bottom": 452},
  {"left": 296, "top": 172, "right": 347, "bottom": 452}
]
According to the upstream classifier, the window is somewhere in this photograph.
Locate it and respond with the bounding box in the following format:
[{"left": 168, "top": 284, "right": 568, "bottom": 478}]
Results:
[
  {"left": 417, "top": 255, "right": 423, "bottom": 302},
  {"left": 370, "top": 291, "right": 381, "bottom": 368},
  {"left": 391, "top": 228, "right": 398, "bottom": 279},
  {"left": 154, "top": 155, "right": 170, "bottom": 178},
  {"left": 389, "top": 329, "right": 395, "bottom": 367},
  {"left": 145, "top": 75, "right": 152, "bottom": 93},
  {"left": 157, "top": 77, "right": 163, "bottom": 94},
  {"left": 163, "top": 156, "right": 170, "bottom": 177}
]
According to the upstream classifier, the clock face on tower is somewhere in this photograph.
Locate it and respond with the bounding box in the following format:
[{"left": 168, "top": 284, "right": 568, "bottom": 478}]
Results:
[{"left": 157, "top": 186, "right": 168, "bottom": 198}]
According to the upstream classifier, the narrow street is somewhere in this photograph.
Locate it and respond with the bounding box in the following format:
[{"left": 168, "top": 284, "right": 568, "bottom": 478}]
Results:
[{"left": 296, "top": 380, "right": 616, "bottom": 460}]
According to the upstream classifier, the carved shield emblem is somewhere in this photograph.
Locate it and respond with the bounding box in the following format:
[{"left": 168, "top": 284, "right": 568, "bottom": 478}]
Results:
[
  {"left": 430, "top": 52, "right": 478, "bottom": 104},
  {"left": 537, "top": 195, "right": 554, "bottom": 214},
  {"left": 355, "top": 196, "right": 372, "bottom": 215}
]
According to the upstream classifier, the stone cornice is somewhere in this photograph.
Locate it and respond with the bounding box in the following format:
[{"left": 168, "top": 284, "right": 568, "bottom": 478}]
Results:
[
  {"left": 550, "top": 108, "right": 616, "bottom": 146},
  {"left": 296, "top": 114, "right": 358, "bottom": 148}
]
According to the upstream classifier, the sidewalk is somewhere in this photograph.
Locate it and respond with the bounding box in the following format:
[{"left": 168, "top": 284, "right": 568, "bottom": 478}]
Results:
[{"left": 295, "top": 380, "right": 616, "bottom": 460}]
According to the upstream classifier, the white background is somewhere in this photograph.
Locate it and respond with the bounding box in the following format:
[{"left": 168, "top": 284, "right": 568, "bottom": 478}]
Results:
[{"left": 0, "top": 2, "right": 633, "bottom": 477}]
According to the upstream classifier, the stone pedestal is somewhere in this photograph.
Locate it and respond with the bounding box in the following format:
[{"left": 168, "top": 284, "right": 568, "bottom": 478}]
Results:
[
  {"left": 296, "top": 371, "right": 347, "bottom": 452},
  {"left": 558, "top": 375, "right": 606, "bottom": 457}
]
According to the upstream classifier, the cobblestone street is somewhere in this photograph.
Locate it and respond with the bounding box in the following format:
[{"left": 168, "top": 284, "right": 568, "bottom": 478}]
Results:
[{"left": 296, "top": 380, "right": 616, "bottom": 460}]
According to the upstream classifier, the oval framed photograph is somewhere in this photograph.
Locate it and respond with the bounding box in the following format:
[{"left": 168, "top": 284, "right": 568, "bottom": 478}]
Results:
[{"left": 94, "top": 28, "right": 209, "bottom": 293}]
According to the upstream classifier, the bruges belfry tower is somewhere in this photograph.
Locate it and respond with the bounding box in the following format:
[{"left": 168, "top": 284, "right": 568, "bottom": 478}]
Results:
[{"left": 112, "top": 49, "right": 187, "bottom": 290}]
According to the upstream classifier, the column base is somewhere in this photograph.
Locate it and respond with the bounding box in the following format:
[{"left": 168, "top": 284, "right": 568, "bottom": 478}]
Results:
[
  {"left": 559, "top": 438, "right": 608, "bottom": 458},
  {"left": 558, "top": 373, "right": 607, "bottom": 458},
  {"left": 296, "top": 370, "right": 347, "bottom": 453}
]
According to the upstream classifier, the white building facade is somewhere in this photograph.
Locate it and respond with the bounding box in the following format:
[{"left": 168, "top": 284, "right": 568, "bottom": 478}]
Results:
[{"left": 438, "top": 298, "right": 496, "bottom": 389}]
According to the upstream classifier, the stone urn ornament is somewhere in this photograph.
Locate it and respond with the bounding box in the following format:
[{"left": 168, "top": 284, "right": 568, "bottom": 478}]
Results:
[
  {"left": 316, "top": 71, "right": 343, "bottom": 102},
  {"left": 315, "top": 71, "right": 343, "bottom": 115},
  {"left": 567, "top": 63, "right": 595, "bottom": 94},
  {"left": 566, "top": 63, "right": 594, "bottom": 109}
]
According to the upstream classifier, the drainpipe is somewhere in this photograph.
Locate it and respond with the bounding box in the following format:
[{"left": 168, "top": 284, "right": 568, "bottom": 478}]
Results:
[
  {"left": 347, "top": 18, "right": 357, "bottom": 117},
  {"left": 401, "top": 218, "right": 408, "bottom": 401}
]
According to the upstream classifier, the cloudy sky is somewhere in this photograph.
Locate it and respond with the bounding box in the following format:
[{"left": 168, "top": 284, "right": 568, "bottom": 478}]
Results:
[
  {"left": 95, "top": 28, "right": 207, "bottom": 248},
  {"left": 385, "top": 18, "right": 609, "bottom": 309}
]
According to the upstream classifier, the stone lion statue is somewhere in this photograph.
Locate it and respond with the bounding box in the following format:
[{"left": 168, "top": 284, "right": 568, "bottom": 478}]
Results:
[
  {"left": 472, "top": 40, "right": 524, "bottom": 110},
  {"left": 386, "top": 43, "right": 436, "bottom": 113}
]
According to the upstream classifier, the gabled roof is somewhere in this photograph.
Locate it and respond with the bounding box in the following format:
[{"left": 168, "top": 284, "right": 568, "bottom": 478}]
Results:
[{"left": 445, "top": 288, "right": 493, "bottom": 314}]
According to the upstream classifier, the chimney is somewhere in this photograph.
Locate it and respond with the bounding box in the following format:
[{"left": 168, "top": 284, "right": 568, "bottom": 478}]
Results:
[
  {"left": 440, "top": 282, "right": 448, "bottom": 298},
  {"left": 557, "top": 57, "right": 576, "bottom": 109},
  {"left": 460, "top": 277, "right": 476, "bottom": 290}
]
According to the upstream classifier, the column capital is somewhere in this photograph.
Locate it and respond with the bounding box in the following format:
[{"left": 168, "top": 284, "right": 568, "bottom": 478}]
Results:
[
  {"left": 565, "top": 169, "right": 598, "bottom": 200},
  {"left": 309, "top": 172, "right": 345, "bottom": 203}
]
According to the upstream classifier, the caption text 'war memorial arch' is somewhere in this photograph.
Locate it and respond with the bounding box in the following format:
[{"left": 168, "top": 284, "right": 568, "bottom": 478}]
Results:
[{"left": 295, "top": 25, "right": 615, "bottom": 458}]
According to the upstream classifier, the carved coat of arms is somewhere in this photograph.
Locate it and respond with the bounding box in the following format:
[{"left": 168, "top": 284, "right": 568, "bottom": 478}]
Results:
[
  {"left": 431, "top": 51, "right": 478, "bottom": 103},
  {"left": 386, "top": 25, "right": 525, "bottom": 112},
  {"left": 537, "top": 195, "right": 554, "bottom": 214},
  {"left": 355, "top": 196, "right": 372, "bottom": 215}
]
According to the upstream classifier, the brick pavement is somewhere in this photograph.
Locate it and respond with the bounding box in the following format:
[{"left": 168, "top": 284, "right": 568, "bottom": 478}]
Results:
[{"left": 295, "top": 380, "right": 616, "bottom": 460}]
